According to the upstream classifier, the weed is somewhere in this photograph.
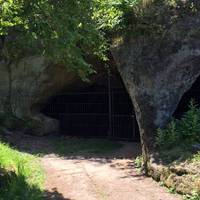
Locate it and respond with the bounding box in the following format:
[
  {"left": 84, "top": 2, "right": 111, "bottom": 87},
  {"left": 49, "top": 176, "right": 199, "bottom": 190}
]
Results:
[{"left": 134, "top": 155, "right": 143, "bottom": 169}]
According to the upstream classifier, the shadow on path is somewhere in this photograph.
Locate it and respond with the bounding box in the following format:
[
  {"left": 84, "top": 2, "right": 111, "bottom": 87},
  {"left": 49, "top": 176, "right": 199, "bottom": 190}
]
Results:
[
  {"left": 0, "top": 133, "right": 181, "bottom": 200},
  {"left": 1, "top": 132, "right": 141, "bottom": 162},
  {"left": 44, "top": 189, "right": 73, "bottom": 200}
]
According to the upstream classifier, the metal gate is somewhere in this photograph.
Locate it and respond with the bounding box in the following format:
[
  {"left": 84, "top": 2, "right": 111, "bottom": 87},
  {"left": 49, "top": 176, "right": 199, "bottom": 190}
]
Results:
[{"left": 43, "top": 88, "right": 139, "bottom": 141}]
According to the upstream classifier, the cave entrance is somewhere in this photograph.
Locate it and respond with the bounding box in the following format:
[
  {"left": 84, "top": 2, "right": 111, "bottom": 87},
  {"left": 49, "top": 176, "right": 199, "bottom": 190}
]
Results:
[
  {"left": 42, "top": 72, "right": 139, "bottom": 141},
  {"left": 173, "top": 75, "right": 200, "bottom": 118}
]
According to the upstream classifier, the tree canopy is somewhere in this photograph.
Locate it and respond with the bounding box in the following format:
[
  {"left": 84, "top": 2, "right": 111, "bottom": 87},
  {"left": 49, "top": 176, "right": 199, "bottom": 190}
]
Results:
[
  {"left": 0, "top": 0, "right": 151, "bottom": 77},
  {"left": 0, "top": 0, "right": 107, "bottom": 79},
  {"left": 1, "top": 0, "right": 196, "bottom": 79}
]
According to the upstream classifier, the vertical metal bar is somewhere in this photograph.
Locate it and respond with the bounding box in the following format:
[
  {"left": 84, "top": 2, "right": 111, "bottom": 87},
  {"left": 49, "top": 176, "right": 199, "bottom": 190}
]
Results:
[
  {"left": 107, "top": 66, "right": 112, "bottom": 138},
  {"left": 132, "top": 113, "right": 136, "bottom": 140}
]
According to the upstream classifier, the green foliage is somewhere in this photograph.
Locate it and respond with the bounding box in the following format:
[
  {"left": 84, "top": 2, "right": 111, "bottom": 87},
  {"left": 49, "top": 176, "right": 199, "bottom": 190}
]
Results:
[
  {"left": 2, "top": 0, "right": 197, "bottom": 79},
  {"left": 1, "top": 0, "right": 199, "bottom": 81},
  {"left": 0, "top": 0, "right": 23, "bottom": 35},
  {"left": 178, "top": 103, "right": 200, "bottom": 144},
  {"left": 156, "top": 120, "right": 178, "bottom": 149},
  {"left": 156, "top": 101, "right": 200, "bottom": 150},
  {"left": 134, "top": 155, "right": 143, "bottom": 168},
  {"left": 93, "top": 0, "right": 154, "bottom": 34},
  {"left": 0, "top": 142, "right": 44, "bottom": 200},
  {"left": 0, "top": 0, "right": 107, "bottom": 80},
  {"left": 93, "top": 0, "right": 139, "bottom": 31},
  {"left": 94, "top": 0, "right": 200, "bottom": 41},
  {"left": 191, "top": 152, "right": 200, "bottom": 163},
  {"left": 183, "top": 191, "right": 200, "bottom": 200}
]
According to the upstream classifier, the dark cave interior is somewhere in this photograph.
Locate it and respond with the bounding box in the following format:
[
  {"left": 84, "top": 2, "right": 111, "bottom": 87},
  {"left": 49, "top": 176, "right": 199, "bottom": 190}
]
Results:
[
  {"left": 173, "top": 76, "right": 200, "bottom": 118},
  {"left": 42, "top": 75, "right": 140, "bottom": 141}
]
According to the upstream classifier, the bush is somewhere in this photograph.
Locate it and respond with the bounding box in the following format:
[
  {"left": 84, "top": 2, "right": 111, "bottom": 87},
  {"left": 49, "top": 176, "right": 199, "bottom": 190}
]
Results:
[{"left": 156, "top": 101, "right": 200, "bottom": 150}]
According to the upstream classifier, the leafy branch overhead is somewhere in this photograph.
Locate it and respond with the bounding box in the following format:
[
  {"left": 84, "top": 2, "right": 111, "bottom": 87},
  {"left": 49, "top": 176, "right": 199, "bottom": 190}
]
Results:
[
  {"left": 0, "top": 0, "right": 146, "bottom": 76},
  {"left": 1, "top": 0, "right": 199, "bottom": 79},
  {"left": 0, "top": 0, "right": 107, "bottom": 79}
]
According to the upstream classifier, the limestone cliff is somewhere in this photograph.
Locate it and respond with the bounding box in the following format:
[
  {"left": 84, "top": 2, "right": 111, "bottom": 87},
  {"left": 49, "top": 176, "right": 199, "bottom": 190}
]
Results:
[
  {"left": 112, "top": 0, "right": 200, "bottom": 160},
  {"left": 0, "top": 56, "right": 80, "bottom": 135}
]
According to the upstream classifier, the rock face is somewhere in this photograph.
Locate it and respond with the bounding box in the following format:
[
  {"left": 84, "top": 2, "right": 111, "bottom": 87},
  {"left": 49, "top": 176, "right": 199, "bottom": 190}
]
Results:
[
  {"left": 112, "top": 4, "right": 200, "bottom": 156},
  {"left": 0, "top": 56, "right": 80, "bottom": 135},
  {"left": 0, "top": 55, "right": 110, "bottom": 135}
]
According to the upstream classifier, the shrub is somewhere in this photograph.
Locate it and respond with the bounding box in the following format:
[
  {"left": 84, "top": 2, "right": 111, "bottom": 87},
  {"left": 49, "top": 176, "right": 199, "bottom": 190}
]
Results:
[
  {"left": 178, "top": 103, "right": 200, "bottom": 144},
  {"left": 156, "top": 120, "right": 179, "bottom": 149},
  {"left": 156, "top": 101, "right": 200, "bottom": 150}
]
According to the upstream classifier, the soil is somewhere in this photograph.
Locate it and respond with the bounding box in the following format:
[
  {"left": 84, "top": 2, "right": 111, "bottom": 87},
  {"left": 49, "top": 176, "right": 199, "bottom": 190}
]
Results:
[{"left": 3, "top": 133, "right": 181, "bottom": 200}]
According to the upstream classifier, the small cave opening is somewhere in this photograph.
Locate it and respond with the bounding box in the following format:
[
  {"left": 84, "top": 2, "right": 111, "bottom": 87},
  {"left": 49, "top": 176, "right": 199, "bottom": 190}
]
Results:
[
  {"left": 173, "top": 75, "right": 200, "bottom": 119},
  {"left": 41, "top": 71, "right": 140, "bottom": 141}
]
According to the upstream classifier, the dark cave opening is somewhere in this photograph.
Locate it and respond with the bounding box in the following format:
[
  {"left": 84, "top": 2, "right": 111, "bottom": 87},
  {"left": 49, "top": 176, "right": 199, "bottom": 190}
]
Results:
[
  {"left": 41, "top": 74, "right": 140, "bottom": 141},
  {"left": 173, "top": 75, "right": 200, "bottom": 119}
]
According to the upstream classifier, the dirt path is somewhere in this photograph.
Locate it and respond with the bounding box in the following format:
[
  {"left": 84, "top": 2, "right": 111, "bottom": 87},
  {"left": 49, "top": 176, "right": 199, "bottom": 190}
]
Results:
[
  {"left": 41, "top": 152, "right": 181, "bottom": 200},
  {"left": 3, "top": 134, "right": 181, "bottom": 200}
]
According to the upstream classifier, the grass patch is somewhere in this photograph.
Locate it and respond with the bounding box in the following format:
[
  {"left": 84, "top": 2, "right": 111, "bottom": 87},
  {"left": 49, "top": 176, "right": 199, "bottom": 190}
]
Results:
[
  {"left": 51, "top": 137, "right": 123, "bottom": 157},
  {"left": 0, "top": 141, "right": 44, "bottom": 200},
  {"left": 191, "top": 152, "right": 200, "bottom": 164}
]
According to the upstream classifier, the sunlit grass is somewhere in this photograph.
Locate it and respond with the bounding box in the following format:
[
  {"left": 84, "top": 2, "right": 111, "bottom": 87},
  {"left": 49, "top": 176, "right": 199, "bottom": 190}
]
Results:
[{"left": 0, "top": 142, "right": 44, "bottom": 200}]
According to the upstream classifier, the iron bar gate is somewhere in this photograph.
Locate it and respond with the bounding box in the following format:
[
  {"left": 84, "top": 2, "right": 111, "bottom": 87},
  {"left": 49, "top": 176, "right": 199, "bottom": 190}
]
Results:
[
  {"left": 42, "top": 67, "right": 139, "bottom": 141},
  {"left": 43, "top": 87, "right": 139, "bottom": 141}
]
